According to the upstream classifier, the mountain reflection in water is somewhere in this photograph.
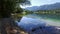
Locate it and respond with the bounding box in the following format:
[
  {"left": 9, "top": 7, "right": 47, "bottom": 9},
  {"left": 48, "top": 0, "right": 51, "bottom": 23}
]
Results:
[{"left": 16, "top": 14, "right": 60, "bottom": 34}]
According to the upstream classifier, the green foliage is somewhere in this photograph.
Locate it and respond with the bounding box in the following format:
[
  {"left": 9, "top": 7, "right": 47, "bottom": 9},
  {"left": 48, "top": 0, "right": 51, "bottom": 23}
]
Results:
[
  {"left": 24, "top": 10, "right": 33, "bottom": 15},
  {"left": 0, "top": 0, "right": 31, "bottom": 18},
  {"left": 35, "top": 9, "right": 60, "bottom": 15}
]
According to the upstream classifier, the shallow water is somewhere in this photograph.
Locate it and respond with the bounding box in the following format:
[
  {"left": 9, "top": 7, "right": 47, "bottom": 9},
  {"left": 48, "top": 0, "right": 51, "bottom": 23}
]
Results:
[
  {"left": 16, "top": 14, "right": 60, "bottom": 34},
  {"left": 18, "top": 14, "right": 60, "bottom": 25}
]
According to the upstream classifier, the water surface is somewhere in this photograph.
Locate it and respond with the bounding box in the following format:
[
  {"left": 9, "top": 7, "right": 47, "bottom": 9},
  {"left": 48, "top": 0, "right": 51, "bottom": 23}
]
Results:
[{"left": 17, "top": 14, "right": 60, "bottom": 32}]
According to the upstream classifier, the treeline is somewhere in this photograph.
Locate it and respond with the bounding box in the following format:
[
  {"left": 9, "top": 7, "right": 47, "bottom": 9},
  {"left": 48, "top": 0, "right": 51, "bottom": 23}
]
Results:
[
  {"left": 34, "top": 9, "right": 60, "bottom": 15},
  {"left": 23, "top": 9, "right": 60, "bottom": 15},
  {"left": 23, "top": 10, "right": 33, "bottom": 15}
]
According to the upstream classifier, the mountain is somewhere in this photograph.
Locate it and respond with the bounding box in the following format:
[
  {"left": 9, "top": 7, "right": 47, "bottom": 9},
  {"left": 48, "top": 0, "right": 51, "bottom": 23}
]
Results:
[
  {"left": 25, "top": 2, "right": 60, "bottom": 11},
  {"left": 25, "top": 6, "right": 40, "bottom": 11}
]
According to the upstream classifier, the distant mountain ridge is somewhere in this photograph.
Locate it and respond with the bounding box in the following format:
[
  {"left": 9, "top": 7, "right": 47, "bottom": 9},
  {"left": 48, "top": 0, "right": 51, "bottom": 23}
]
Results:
[{"left": 25, "top": 2, "right": 60, "bottom": 11}]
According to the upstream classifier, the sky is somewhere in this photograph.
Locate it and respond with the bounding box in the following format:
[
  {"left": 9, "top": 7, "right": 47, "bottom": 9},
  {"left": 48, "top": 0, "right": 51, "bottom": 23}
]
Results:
[{"left": 21, "top": 0, "right": 60, "bottom": 8}]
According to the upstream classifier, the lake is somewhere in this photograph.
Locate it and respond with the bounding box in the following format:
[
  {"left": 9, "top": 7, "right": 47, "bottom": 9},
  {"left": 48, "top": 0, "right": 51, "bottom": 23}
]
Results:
[{"left": 16, "top": 14, "right": 60, "bottom": 34}]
